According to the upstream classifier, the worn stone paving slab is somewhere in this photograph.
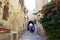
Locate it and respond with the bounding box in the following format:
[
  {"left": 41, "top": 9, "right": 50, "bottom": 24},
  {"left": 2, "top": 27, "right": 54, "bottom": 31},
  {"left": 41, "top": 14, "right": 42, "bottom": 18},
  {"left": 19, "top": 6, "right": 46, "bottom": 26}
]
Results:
[{"left": 19, "top": 31, "right": 45, "bottom": 40}]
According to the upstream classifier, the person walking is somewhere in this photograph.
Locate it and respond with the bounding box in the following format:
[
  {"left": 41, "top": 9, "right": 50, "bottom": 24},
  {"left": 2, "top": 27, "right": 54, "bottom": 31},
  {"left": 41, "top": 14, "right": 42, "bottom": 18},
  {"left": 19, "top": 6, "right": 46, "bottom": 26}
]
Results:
[
  {"left": 27, "top": 21, "right": 35, "bottom": 33},
  {"left": 27, "top": 20, "right": 38, "bottom": 34}
]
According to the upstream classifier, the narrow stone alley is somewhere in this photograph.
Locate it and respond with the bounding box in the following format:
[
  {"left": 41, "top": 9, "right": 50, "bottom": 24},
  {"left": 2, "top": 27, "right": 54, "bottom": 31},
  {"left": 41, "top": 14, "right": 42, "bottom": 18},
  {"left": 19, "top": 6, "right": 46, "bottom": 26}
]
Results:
[{"left": 0, "top": 0, "right": 48, "bottom": 40}]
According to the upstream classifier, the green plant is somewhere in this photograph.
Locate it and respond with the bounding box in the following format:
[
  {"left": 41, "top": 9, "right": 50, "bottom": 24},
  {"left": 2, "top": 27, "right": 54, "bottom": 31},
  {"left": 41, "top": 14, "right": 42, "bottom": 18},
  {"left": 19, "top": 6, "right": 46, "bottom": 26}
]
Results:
[
  {"left": 0, "top": 23, "right": 3, "bottom": 26},
  {"left": 39, "top": 0, "right": 60, "bottom": 40}
]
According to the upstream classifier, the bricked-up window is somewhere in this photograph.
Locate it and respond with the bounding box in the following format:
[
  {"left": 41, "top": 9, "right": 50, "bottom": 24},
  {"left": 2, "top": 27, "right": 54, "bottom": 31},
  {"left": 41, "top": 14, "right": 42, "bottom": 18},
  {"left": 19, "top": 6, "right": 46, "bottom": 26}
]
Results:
[{"left": 3, "top": 2, "right": 9, "bottom": 21}]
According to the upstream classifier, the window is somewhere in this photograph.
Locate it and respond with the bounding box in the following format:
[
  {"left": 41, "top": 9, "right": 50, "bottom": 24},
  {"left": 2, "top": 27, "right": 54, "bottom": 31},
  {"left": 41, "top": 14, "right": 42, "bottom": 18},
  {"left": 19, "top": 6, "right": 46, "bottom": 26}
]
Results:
[{"left": 3, "top": 2, "right": 9, "bottom": 21}]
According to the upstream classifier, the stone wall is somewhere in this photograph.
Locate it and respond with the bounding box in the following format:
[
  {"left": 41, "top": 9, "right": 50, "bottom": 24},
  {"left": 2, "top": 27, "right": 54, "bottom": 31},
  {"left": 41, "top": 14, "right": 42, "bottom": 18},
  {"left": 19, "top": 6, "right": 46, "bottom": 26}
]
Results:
[
  {"left": 0, "top": 0, "right": 26, "bottom": 40},
  {"left": 0, "top": 0, "right": 26, "bottom": 31}
]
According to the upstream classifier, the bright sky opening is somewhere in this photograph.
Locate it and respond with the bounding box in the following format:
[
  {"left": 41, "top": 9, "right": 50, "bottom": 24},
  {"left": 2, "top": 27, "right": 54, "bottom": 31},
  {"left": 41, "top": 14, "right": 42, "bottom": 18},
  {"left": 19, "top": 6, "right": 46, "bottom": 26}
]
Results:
[{"left": 24, "top": 0, "right": 36, "bottom": 11}]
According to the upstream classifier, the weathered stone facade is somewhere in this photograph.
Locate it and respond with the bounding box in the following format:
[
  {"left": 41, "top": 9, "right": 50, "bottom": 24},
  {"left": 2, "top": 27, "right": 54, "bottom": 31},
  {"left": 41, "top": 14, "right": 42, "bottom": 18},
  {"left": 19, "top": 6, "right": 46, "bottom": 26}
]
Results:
[
  {"left": 0, "top": 0, "right": 25, "bottom": 30},
  {"left": 0, "top": 0, "right": 26, "bottom": 40}
]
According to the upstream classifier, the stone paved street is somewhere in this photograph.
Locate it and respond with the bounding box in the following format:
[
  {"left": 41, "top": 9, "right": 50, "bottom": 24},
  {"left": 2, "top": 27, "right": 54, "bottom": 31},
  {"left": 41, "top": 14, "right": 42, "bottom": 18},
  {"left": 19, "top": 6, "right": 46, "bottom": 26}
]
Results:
[{"left": 19, "top": 31, "right": 45, "bottom": 40}]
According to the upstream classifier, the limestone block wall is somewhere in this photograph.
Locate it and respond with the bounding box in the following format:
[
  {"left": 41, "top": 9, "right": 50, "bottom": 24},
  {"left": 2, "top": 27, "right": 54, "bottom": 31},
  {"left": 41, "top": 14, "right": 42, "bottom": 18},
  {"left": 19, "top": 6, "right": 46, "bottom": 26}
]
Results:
[
  {"left": 6, "top": 0, "right": 25, "bottom": 32},
  {"left": 0, "top": 0, "right": 26, "bottom": 32},
  {"left": 36, "top": 0, "right": 48, "bottom": 10},
  {"left": 0, "top": 0, "right": 4, "bottom": 23},
  {"left": 0, "top": 0, "right": 26, "bottom": 40},
  {"left": 0, "top": 6, "right": 3, "bottom": 22}
]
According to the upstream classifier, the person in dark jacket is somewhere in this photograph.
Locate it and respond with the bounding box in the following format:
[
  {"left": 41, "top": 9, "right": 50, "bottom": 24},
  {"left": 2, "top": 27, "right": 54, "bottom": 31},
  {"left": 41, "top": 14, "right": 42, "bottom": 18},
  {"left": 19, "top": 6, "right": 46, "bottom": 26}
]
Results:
[{"left": 27, "top": 21, "right": 35, "bottom": 33}]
